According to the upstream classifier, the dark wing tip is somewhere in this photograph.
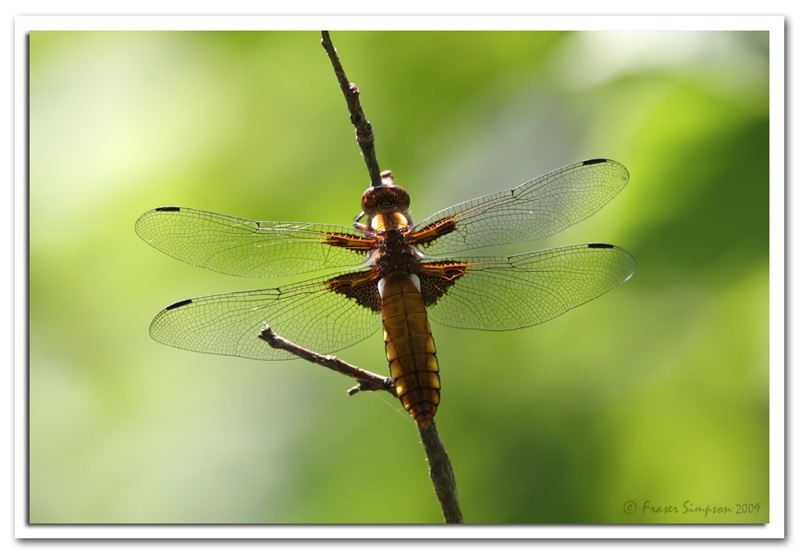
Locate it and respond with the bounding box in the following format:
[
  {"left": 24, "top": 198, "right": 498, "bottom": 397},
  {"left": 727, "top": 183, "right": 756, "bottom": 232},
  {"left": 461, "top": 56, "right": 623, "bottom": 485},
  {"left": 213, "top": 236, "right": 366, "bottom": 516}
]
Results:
[
  {"left": 135, "top": 207, "right": 182, "bottom": 238},
  {"left": 580, "top": 158, "right": 630, "bottom": 184},
  {"left": 165, "top": 298, "right": 193, "bottom": 310},
  {"left": 586, "top": 243, "right": 636, "bottom": 282}
]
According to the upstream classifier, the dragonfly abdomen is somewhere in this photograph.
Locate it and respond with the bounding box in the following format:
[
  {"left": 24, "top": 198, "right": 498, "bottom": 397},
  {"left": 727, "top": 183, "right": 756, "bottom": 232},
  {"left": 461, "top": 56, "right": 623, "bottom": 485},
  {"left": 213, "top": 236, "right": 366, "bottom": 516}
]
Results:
[{"left": 379, "top": 273, "right": 440, "bottom": 427}]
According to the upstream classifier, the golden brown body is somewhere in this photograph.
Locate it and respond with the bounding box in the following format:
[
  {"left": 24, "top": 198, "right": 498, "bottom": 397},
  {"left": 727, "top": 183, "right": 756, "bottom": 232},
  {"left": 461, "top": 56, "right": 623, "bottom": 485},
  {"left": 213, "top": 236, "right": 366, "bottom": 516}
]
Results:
[
  {"left": 379, "top": 273, "right": 440, "bottom": 427},
  {"left": 362, "top": 181, "right": 442, "bottom": 428}
]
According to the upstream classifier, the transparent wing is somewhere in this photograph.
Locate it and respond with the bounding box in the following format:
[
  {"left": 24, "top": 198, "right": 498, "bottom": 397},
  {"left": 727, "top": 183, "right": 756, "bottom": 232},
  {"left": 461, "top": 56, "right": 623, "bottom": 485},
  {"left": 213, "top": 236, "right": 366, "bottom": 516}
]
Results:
[
  {"left": 411, "top": 159, "right": 629, "bottom": 255},
  {"left": 149, "top": 272, "right": 382, "bottom": 361},
  {"left": 135, "top": 207, "right": 372, "bottom": 278},
  {"left": 421, "top": 243, "right": 635, "bottom": 330}
]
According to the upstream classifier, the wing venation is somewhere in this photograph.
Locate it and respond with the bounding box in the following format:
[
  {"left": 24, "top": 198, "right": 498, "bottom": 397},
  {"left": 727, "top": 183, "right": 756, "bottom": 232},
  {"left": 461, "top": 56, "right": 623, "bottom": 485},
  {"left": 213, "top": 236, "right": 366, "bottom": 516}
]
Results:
[
  {"left": 135, "top": 207, "right": 372, "bottom": 278},
  {"left": 421, "top": 243, "right": 635, "bottom": 330},
  {"left": 149, "top": 271, "right": 382, "bottom": 361},
  {"left": 412, "top": 159, "right": 629, "bottom": 254}
]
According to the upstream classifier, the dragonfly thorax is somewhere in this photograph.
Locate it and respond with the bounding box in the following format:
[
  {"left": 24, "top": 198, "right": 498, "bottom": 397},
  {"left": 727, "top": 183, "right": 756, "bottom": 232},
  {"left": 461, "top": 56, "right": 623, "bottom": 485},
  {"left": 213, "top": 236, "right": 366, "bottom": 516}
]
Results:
[
  {"left": 370, "top": 212, "right": 409, "bottom": 232},
  {"left": 373, "top": 228, "right": 422, "bottom": 277}
]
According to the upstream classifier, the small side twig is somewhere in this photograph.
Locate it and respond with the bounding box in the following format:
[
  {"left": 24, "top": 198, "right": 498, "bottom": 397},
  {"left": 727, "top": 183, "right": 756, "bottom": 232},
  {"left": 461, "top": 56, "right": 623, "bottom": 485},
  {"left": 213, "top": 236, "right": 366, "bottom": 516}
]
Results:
[
  {"left": 259, "top": 324, "right": 463, "bottom": 523},
  {"left": 320, "top": 31, "right": 383, "bottom": 188},
  {"left": 258, "top": 325, "right": 395, "bottom": 396}
]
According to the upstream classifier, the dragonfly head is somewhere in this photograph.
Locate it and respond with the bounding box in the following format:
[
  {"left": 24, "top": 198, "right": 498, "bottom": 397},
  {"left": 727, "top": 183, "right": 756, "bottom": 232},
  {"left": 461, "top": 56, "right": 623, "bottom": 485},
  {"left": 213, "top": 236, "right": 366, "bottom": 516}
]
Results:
[{"left": 361, "top": 183, "right": 411, "bottom": 217}]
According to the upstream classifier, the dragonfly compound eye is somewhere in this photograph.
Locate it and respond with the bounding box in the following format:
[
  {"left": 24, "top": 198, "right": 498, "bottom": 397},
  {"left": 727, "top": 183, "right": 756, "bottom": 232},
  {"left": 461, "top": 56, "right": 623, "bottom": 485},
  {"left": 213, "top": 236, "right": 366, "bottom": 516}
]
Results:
[{"left": 361, "top": 184, "right": 410, "bottom": 215}]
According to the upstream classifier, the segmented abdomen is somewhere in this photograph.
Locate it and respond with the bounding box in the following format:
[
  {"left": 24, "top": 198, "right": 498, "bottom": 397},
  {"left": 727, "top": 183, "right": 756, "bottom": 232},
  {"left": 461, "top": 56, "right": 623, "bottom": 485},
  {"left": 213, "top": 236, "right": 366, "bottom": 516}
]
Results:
[{"left": 379, "top": 273, "right": 440, "bottom": 427}]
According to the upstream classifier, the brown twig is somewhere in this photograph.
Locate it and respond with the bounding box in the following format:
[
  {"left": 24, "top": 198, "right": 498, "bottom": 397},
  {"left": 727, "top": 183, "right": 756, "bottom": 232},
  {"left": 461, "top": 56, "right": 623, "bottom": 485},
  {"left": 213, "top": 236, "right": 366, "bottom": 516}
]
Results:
[
  {"left": 418, "top": 421, "right": 463, "bottom": 523},
  {"left": 320, "top": 30, "right": 383, "bottom": 188},
  {"left": 258, "top": 32, "right": 464, "bottom": 524},
  {"left": 320, "top": 30, "right": 463, "bottom": 524}
]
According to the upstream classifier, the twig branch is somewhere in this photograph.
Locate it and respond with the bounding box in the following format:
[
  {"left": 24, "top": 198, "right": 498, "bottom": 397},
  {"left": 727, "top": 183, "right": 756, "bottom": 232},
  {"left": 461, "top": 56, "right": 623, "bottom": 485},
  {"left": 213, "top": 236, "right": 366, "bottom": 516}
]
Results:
[
  {"left": 258, "top": 325, "right": 395, "bottom": 396},
  {"left": 259, "top": 31, "right": 464, "bottom": 524},
  {"left": 320, "top": 30, "right": 383, "bottom": 188},
  {"left": 418, "top": 421, "right": 463, "bottom": 523}
]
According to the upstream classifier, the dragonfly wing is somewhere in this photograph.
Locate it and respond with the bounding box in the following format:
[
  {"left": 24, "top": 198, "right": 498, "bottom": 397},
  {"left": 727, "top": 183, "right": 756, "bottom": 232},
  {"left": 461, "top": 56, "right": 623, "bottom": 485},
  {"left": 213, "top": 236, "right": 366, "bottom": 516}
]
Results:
[
  {"left": 149, "top": 270, "right": 383, "bottom": 361},
  {"left": 135, "top": 207, "right": 373, "bottom": 278},
  {"left": 411, "top": 159, "right": 629, "bottom": 255},
  {"left": 419, "top": 243, "right": 635, "bottom": 330}
]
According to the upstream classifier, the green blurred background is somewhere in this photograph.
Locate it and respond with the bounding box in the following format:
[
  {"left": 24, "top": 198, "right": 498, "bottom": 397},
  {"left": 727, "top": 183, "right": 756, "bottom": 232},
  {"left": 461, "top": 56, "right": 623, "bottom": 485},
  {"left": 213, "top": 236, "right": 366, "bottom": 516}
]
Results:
[{"left": 29, "top": 30, "right": 770, "bottom": 524}]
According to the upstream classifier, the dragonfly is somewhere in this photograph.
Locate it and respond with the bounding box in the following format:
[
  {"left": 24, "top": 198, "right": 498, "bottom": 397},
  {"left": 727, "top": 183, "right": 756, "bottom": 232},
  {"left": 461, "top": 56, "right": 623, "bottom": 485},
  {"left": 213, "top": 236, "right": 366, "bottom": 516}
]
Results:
[{"left": 135, "top": 158, "right": 635, "bottom": 427}]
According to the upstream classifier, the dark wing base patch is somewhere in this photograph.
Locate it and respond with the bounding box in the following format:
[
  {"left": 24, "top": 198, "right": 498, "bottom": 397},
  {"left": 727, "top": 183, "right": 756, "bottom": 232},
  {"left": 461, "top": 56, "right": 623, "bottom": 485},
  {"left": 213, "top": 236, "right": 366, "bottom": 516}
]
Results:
[{"left": 325, "top": 270, "right": 382, "bottom": 312}]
